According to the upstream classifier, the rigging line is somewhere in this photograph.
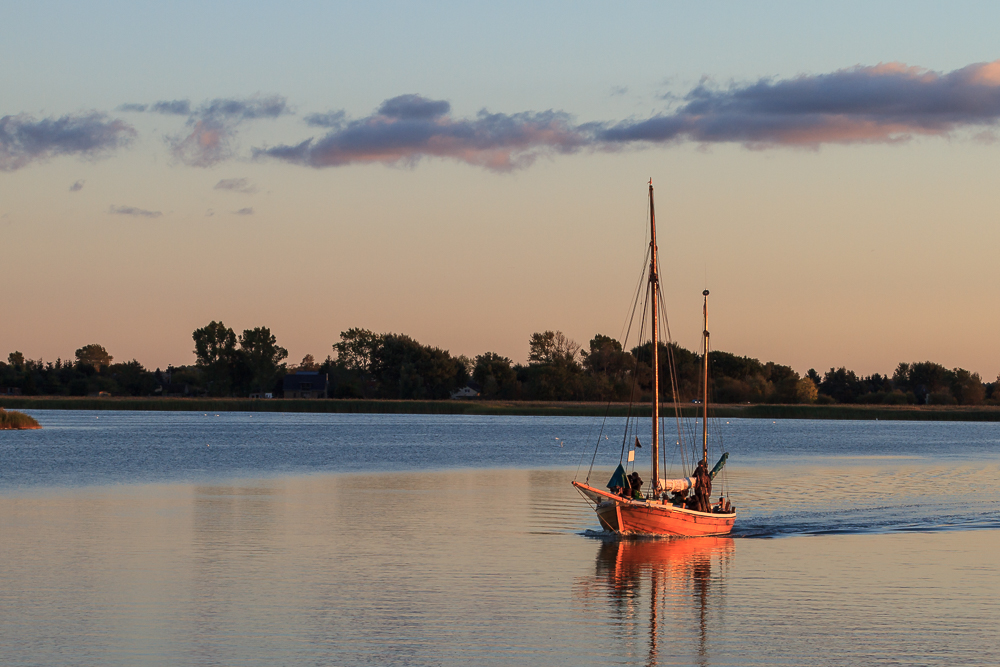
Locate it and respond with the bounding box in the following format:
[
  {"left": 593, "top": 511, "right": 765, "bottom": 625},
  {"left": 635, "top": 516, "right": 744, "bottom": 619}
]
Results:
[
  {"left": 620, "top": 244, "right": 651, "bottom": 344},
  {"left": 662, "top": 293, "right": 697, "bottom": 474},
  {"left": 620, "top": 245, "right": 649, "bottom": 374},
  {"left": 700, "top": 333, "right": 731, "bottom": 500},
  {"left": 616, "top": 249, "right": 652, "bottom": 466},
  {"left": 654, "top": 283, "right": 678, "bottom": 480},
  {"left": 617, "top": 196, "right": 654, "bottom": 471},
  {"left": 622, "top": 280, "right": 652, "bottom": 465},
  {"left": 577, "top": 397, "right": 608, "bottom": 481},
  {"left": 617, "top": 198, "right": 652, "bottom": 345},
  {"left": 648, "top": 204, "right": 695, "bottom": 476},
  {"left": 576, "top": 417, "right": 600, "bottom": 483},
  {"left": 583, "top": 393, "right": 615, "bottom": 484},
  {"left": 586, "top": 238, "right": 652, "bottom": 482},
  {"left": 658, "top": 285, "right": 690, "bottom": 470},
  {"left": 622, "top": 281, "right": 650, "bottom": 471}
]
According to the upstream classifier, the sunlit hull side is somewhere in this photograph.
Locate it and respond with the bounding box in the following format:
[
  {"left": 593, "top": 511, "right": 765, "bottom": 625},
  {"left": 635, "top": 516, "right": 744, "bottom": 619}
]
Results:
[{"left": 572, "top": 481, "right": 735, "bottom": 537}]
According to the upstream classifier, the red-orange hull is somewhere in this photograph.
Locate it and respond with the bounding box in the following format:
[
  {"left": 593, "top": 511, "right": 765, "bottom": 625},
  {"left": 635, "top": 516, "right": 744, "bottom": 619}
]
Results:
[{"left": 573, "top": 481, "right": 735, "bottom": 537}]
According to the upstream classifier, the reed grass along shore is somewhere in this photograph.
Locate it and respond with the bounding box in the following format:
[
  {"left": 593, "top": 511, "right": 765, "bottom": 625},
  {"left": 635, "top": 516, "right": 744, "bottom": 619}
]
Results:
[
  {"left": 0, "top": 408, "right": 41, "bottom": 430},
  {"left": 3, "top": 397, "right": 1000, "bottom": 421}
]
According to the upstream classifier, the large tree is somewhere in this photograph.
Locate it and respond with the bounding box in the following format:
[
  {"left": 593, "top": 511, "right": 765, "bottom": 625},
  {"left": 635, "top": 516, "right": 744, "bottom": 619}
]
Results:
[
  {"left": 331, "top": 329, "right": 383, "bottom": 398},
  {"left": 7, "top": 351, "right": 25, "bottom": 370},
  {"left": 334, "top": 328, "right": 381, "bottom": 372},
  {"left": 581, "top": 334, "right": 632, "bottom": 377},
  {"left": 109, "top": 360, "right": 158, "bottom": 396},
  {"left": 370, "top": 333, "right": 467, "bottom": 400},
  {"left": 522, "top": 331, "right": 585, "bottom": 400},
  {"left": 75, "top": 344, "right": 113, "bottom": 371},
  {"left": 473, "top": 352, "right": 517, "bottom": 398},
  {"left": 528, "top": 330, "right": 580, "bottom": 365},
  {"left": 820, "top": 367, "right": 866, "bottom": 403},
  {"left": 239, "top": 327, "right": 288, "bottom": 395},
  {"left": 192, "top": 321, "right": 238, "bottom": 395}
]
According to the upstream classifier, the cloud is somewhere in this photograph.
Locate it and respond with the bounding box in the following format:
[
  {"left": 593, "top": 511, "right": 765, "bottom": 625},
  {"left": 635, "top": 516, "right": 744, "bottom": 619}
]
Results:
[
  {"left": 151, "top": 100, "right": 192, "bottom": 115},
  {"left": 304, "top": 110, "right": 346, "bottom": 128},
  {"left": 168, "top": 95, "right": 289, "bottom": 167},
  {"left": 595, "top": 60, "right": 1000, "bottom": 147},
  {"left": 120, "top": 99, "right": 192, "bottom": 115},
  {"left": 0, "top": 112, "right": 135, "bottom": 171},
  {"left": 109, "top": 205, "right": 162, "bottom": 218},
  {"left": 214, "top": 177, "right": 258, "bottom": 193},
  {"left": 120, "top": 95, "right": 289, "bottom": 167},
  {"left": 254, "top": 94, "right": 586, "bottom": 171},
  {"left": 69, "top": 179, "right": 85, "bottom": 192},
  {"left": 198, "top": 97, "right": 287, "bottom": 120},
  {"left": 377, "top": 94, "right": 450, "bottom": 119},
  {"left": 233, "top": 207, "right": 254, "bottom": 215},
  {"left": 15, "top": 60, "right": 1000, "bottom": 175},
  {"left": 253, "top": 63, "right": 1000, "bottom": 171}
]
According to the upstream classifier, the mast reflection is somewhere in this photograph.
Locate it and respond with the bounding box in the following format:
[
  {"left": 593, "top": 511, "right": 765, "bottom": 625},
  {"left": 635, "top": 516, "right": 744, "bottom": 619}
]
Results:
[{"left": 580, "top": 537, "right": 733, "bottom": 666}]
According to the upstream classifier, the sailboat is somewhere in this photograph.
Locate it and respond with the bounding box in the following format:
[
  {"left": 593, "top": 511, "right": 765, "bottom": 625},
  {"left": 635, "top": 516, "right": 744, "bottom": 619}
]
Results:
[{"left": 572, "top": 180, "right": 736, "bottom": 537}]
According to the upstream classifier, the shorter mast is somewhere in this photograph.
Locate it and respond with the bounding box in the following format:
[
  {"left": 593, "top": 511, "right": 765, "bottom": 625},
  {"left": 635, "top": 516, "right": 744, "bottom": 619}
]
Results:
[{"left": 701, "top": 290, "right": 710, "bottom": 464}]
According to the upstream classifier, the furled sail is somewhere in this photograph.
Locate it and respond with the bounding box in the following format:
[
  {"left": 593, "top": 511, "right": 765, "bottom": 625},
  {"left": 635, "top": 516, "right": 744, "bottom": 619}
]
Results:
[
  {"left": 657, "top": 477, "right": 695, "bottom": 492},
  {"left": 659, "top": 454, "right": 728, "bottom": 492}
]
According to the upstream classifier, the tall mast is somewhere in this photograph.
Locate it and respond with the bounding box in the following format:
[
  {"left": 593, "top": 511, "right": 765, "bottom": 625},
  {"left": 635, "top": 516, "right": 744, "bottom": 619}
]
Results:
[
  {"left": 701, "top": 289, "right": 710, "bottom": 464},
  {"left": 649, "top": 180, "right": 660, "bottom": 492}
]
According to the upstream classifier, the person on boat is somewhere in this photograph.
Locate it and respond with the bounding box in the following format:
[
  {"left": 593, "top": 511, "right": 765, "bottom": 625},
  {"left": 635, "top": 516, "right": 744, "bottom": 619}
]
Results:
[
  {"left": 606, "top": 463, "right": 628, "bottom": 497},
  {"left": 669, "top": 490, "right": 687, "bottom": 507},
  {"left": 693, "top": 460, "right": 712, "bottom": 513},
  {"left": 627, "top": 472, "right": 643, "bottom": 500},
  {"left": 692, "top": 461, "right": 704, "bottom": 510}
]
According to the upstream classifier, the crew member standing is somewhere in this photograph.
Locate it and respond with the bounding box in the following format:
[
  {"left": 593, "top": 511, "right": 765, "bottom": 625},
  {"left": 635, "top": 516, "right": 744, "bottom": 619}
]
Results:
[{"left": 693, "top": 460, "right": 712, "bottom": 513}]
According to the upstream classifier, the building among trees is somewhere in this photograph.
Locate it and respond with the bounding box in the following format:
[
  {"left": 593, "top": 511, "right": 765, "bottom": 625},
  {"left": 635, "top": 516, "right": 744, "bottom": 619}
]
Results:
[{"left": 283, "top": 372, "right": 328, "bottom": 399}]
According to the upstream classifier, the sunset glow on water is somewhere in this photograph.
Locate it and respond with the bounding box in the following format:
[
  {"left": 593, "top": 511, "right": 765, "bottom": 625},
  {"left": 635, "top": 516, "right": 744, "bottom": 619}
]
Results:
[{"left": 1, "top": 412, "right": 998, "bottom": 665}]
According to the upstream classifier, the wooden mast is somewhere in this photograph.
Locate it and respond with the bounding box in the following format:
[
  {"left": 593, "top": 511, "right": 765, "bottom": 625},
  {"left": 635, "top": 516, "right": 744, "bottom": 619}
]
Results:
[
  {"left": 649, "top": 180, "right": 660, "bottom": 492},
  {"left": 701, "top": 289, "right": 710, "bottom": 464}
]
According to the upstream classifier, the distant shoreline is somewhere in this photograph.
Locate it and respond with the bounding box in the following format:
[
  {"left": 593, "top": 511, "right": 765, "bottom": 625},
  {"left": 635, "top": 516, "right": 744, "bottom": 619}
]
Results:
[{"left": 3, "top": 396, "right": 1000, "bottom": 421}]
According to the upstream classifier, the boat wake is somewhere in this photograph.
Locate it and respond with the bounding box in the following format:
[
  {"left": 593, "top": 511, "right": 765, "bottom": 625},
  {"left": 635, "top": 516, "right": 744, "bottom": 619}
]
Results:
[{"left": 732, "top": 500, "right": 1000, "bottom": 537}]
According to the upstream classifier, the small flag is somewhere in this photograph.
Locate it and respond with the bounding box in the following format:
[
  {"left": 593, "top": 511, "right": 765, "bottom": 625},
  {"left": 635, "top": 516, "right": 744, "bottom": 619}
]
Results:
[
  {"left": 627, "top": 450, "right": 635, "bottom": 462},
  {"left": 634, "top": 436, "right": 642, "bottom": 449}
]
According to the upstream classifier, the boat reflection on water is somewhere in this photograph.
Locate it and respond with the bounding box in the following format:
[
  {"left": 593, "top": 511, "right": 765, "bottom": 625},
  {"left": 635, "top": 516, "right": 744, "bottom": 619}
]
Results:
[{"left": 576, "top": 537, "right": 734, "bottom": 666}]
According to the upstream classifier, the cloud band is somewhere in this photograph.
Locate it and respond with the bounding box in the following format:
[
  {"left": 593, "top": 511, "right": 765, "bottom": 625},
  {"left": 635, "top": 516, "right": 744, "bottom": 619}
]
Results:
[{"left": 0, "top": 113, "right": 135, "bottom": 171}]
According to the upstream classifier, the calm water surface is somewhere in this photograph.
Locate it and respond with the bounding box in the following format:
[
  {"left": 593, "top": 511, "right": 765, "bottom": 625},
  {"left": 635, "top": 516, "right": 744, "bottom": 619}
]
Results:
[{"left": 1, "top": 411, "right": 998, "bottom": 666}]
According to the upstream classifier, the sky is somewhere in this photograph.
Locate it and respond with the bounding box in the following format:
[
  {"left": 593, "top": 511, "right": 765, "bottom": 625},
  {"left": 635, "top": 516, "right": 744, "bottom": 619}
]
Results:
[{"left": 3, "top": 1, "right": 1000, "bottom": 379}]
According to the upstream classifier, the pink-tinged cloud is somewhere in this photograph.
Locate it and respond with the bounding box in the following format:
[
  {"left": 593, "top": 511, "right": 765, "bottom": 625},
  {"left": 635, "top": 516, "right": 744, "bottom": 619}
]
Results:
[
  {"left": 255, "top": 63, "right": 1000, "bottom": 171},
  {"left": 596, "top": 60, "right": 1000, "bottom": 147},
  {"left": 171, "top": 119, "right": 228, "bottom": 167},
  {"left": 254, "top": 94, "right": 587, "bottom": 171},
  {"left": 0, "top": 112, "right": 135, "bottom": 171},
  {"left": 164, "top": 95, "right": 288, "bottom": 167}
]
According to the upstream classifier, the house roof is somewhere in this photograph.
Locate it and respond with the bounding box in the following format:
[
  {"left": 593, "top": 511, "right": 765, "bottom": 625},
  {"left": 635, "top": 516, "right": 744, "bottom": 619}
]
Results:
[{"left": 283, "top": 372, "right": 328, "bottom": 391}]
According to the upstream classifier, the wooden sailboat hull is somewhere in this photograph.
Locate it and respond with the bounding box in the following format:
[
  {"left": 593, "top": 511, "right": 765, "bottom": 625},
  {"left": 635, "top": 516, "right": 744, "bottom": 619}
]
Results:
[{"left": 573, "top": 481, "right": 735, "bottom": 537}]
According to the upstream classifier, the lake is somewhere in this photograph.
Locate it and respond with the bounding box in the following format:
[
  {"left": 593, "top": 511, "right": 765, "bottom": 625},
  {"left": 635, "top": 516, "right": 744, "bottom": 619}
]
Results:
[{"left": 1, "top": 411, "right": 998, "bottom": 665}]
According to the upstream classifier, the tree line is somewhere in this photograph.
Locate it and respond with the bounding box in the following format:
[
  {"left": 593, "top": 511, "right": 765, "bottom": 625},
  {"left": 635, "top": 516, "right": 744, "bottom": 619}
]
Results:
[{"left": 1, "top": 323, "right": 998, "bottom": 405}]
